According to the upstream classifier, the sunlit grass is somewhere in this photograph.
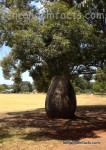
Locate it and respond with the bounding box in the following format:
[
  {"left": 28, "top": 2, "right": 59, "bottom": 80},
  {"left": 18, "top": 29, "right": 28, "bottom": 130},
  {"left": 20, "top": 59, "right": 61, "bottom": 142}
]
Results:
[
  {"left": 0, "top": 94, "right": 46, "bottom": 113},
  {"left": 0, "top": 94, "right": 105, "bottom": 113}
]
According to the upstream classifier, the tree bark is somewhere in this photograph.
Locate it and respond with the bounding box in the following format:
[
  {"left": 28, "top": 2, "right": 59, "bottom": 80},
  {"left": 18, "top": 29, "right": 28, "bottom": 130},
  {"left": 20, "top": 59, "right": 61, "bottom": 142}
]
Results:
[{"left": 45, "top": 75, "right": 76, "bottom": 119}]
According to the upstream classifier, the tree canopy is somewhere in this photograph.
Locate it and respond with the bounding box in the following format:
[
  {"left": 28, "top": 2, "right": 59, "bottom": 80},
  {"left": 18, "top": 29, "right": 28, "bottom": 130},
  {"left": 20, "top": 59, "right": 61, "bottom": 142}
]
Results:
[{"left": 0, "top": 0, "right": 106, "bottom": 92}]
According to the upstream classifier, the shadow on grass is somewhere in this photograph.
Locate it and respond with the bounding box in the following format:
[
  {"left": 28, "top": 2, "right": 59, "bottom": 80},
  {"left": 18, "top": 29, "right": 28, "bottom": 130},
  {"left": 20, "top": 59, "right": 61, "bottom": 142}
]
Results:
[
  {"left": 0, "top": 105, "right": 106, "bottom": 141},
  {"left": 0, "top": 129, "right": 12, "bottom": 143}
]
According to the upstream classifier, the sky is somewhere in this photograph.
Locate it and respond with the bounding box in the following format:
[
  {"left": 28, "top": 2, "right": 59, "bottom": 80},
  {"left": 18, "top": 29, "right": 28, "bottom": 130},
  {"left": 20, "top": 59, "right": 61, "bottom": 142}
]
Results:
[
  {"left": 0, "top": 44, "right": 33, "bottom": 85},
  {"left": 0, "top": 1, "right": 42, "bottom": 85}
]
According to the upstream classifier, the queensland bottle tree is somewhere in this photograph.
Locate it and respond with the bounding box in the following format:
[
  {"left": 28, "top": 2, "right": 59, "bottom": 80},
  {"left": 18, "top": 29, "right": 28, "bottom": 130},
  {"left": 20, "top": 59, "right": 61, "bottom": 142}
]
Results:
[{"left": 0, "top": 0, "right": 105, "bottom": 118}]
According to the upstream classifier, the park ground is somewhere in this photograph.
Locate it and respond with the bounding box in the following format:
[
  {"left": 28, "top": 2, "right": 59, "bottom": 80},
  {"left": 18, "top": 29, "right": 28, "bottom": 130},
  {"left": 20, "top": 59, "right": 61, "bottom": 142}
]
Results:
[{"left": 0, "top": 94, "right": 106, "bottom": 150}]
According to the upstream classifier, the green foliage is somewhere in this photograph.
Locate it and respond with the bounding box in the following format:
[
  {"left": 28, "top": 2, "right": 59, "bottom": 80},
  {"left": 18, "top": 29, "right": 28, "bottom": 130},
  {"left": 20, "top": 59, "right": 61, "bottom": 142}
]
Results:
[
  {"left": 20, "top": 81, "right": 32, "bottom": 92},
  {"left": 59, "top": 0, "right": 106, "bottom": 65},
  {"left": 72, "top": 76, "right": 92, "bottom": 93},
  {"left": 12, "top": 81, "right": 32, "bottom": 93},
  {"left": 32, "top": 66, "right": 51, "bottom": 92},
  {"left": 0, "top": 0, "right": 32, "bottom": 8},
  {"left": 0, "top": 84, "right": 9, "bottom": 92},
  {"left": 83, "top": 74, "right": 93, "bottom": 81},
  {"left": 0, "top": 1, "right": 105, "bottom": 92},
  {"left": 94, "top": 68, "right": 106, "bottom": 82},
  {"left": 21, "top": 85, "right": 30, "bottom": 93},
  {"left": 12, "top": 83, "right": 20, "bottom": 93},
  {"left": 93, "top": 68, "right": 106, "bottom": 95},
  {"left": 0, "top": 85, "right": 5, "bottom": 92}
]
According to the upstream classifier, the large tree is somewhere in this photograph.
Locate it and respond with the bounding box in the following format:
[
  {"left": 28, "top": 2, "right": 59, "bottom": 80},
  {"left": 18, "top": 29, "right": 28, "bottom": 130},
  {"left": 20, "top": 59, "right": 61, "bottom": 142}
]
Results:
[{"left": 0, "top": 0, "right": 105, "bottom": 118}]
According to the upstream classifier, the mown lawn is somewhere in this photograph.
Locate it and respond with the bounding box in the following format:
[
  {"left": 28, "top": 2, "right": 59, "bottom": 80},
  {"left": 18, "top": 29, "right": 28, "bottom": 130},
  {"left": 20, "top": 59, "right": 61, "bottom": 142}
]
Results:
[
  {"left": 0, "top": 94, "right": 46, "bottom": 113},
  {"left": 0, "top": 94, "right": 106, "bottom": 113}
]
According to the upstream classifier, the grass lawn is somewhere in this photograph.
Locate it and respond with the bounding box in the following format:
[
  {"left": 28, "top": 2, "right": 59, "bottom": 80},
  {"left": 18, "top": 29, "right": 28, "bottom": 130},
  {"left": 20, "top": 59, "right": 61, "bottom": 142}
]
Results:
[
  {"left": 0, "top": 93, "right": 106, "bottom": 113},
  {"left": 0, "top": 93, "right": 46, "bottom": 113},
  {"left": 0, "top": 94, "right": 106, "bottom": 150}
]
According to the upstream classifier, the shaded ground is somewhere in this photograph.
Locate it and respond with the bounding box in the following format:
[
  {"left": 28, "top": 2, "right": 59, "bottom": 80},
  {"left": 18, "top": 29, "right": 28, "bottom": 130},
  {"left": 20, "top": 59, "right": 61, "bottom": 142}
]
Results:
[{"left": 0, "top": 105, "right": 106, "bottom": 150}]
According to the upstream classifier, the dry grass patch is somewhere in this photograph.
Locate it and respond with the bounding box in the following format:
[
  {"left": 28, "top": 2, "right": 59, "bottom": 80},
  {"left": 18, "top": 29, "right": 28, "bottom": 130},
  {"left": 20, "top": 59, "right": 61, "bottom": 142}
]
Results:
[{"left": 0, "top": 94, "right": 45, "bottom": 113}]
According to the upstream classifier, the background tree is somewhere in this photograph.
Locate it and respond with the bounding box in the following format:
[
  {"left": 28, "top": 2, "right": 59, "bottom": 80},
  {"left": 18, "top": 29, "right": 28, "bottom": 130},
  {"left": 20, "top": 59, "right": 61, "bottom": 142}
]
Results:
[
  {"left": 93, "top": 68, "right": 106, "bottom": 96},
  {"left": 13, "top": 83, "right": 21, "bottom": 93},
  {"left": 21, "top": 85, "right": 30, "bottom": 93},
  {"left": 72, "top": 76, "right": 92, "bottom": 93},
  {"left": 0, "top": 84, "right": 13, "bottom": 93},
  {"left": 20, "top": 81, "right": 32, "bottom": 93},
  {"left": 0, "top": 85, "right": 5, "bottom": 92},
  {"left": 13, "top": 81, "right": 32, "bottom": 93}
]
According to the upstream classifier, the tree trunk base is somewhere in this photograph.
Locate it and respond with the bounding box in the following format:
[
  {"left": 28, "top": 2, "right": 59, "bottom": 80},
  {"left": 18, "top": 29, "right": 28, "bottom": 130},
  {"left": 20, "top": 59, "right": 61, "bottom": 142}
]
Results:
[{"left": 45, "top": 75, "right": 77, "bottom": 119}]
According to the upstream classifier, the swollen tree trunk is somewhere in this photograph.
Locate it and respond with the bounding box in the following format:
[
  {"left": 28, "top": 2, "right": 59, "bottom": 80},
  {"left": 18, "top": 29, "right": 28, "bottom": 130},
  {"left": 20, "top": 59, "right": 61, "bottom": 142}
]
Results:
[{"left": 45, "top": 75, "right": 76, "bottom": 119}]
